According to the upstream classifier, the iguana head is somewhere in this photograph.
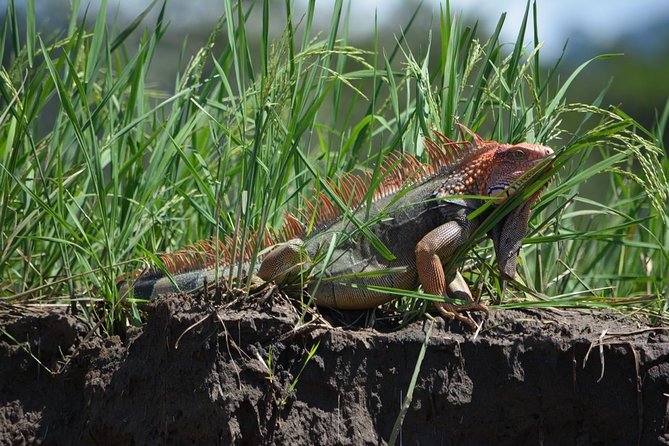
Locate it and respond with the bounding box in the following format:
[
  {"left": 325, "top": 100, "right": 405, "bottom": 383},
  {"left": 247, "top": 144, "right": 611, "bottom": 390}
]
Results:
[
  {"left": 486, "top": 143, "right": 554, "bottom": 202},
  {"left": 433, "top": 133, "right": 554, "bottom": 284},
  {"left": 486, "top": 143, "right": 554, "bottom": 281}
]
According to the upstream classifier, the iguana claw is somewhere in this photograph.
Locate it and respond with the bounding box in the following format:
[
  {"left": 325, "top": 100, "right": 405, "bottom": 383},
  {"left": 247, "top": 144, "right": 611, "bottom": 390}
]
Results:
[
  {"left": 433, "top": 301, "right": 488, "bottom": 330},
  {"left": 434, "top": 269, "right": 488, "bottom": 329}
]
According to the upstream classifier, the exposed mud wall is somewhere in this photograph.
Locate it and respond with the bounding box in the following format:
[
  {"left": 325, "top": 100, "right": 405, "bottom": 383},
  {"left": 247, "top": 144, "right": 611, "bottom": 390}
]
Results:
[{"left": 1, "top": 296, "right": 668, "bottom": 445}]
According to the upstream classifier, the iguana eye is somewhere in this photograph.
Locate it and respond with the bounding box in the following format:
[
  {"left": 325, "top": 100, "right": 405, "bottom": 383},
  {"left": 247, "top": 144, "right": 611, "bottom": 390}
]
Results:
[{"left": 511, "top": 149, "right": 525, "bottom": 159}]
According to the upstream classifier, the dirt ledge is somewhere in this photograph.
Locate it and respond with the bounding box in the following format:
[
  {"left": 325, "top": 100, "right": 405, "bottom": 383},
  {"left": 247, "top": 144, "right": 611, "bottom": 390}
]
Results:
[{"left": 1, "top": 295, "right": 669, "bottom": 445}]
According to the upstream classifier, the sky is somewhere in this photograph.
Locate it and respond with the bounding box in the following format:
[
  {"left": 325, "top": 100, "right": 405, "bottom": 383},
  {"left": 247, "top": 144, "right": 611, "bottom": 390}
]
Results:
[
  {"left": 303, "top": 0, "right": 669, "bottom": 61},
  {"left": 442, "top": 0, "right": 669, "bottom": 59}
]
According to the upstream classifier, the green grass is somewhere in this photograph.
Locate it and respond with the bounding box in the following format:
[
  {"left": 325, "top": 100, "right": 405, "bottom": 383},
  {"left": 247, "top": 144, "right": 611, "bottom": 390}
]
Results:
[{"left": 0, "top": 0, "right": 668, "bottom": 334}]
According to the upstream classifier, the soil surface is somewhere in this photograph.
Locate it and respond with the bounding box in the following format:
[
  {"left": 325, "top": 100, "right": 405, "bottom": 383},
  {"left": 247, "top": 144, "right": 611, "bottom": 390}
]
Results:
[{"left": 1, "top": 291, "right": 669, "bottom": 445}]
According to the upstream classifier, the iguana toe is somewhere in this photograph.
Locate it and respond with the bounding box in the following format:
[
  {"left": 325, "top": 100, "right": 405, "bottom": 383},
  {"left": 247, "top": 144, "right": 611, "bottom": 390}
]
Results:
[{"left": 433, "top": 301, "right": 488, "bottom": 330}]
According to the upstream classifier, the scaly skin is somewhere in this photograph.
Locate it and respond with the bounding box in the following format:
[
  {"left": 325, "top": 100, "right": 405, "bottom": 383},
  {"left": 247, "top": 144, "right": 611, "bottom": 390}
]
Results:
[{"left": 118, "top": 133, "right": 554, "bottom": 327}]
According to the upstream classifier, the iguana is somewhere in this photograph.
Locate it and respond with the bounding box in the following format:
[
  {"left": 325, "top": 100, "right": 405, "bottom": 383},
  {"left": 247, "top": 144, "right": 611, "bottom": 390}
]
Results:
[{"left": 117, "top": 127, "right": 554, "bottom": 327}]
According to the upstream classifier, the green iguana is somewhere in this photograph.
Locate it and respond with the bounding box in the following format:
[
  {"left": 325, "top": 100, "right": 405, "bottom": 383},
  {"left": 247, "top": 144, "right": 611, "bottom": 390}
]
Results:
[{"left": 117, "top": 126, "right": 554, "bottom": 327}]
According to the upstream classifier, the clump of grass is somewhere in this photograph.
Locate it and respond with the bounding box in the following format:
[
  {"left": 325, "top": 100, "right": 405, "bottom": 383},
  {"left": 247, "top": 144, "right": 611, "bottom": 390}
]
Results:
[{"left": 0, "top": 0, "right": 667, "bottom": 335}]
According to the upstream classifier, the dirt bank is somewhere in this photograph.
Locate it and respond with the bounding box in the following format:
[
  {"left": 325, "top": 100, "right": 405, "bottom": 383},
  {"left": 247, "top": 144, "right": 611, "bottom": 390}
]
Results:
[{"left": 1, "top": 293, "right": 668, "bottom": 445}]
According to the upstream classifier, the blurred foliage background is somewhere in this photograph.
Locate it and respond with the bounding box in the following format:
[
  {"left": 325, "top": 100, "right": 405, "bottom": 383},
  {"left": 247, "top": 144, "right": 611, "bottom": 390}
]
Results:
[{"left": 6, "top": 0, "right": 668, "bottom": 149}]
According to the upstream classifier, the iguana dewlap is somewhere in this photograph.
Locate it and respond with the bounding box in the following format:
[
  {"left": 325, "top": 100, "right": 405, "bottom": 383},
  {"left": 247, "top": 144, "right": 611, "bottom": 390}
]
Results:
[{"left": 117, "top": 129, "right": 554, "bottom": 326}]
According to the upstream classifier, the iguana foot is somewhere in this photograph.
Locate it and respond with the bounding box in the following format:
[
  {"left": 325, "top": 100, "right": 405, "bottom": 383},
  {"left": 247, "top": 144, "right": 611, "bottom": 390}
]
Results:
[{"left": 433, "top": 301, "right": 488, "bottom": 330}]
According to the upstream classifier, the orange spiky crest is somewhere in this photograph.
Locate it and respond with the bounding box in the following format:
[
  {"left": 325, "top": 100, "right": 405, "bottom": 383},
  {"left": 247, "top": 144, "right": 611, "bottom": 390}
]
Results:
[{"left": 151, "top": 127, "right": 486, "bottom": 275}]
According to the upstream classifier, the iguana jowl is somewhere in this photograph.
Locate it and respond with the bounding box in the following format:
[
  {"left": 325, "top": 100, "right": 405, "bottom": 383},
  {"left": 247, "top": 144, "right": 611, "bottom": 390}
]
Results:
[{"left": 118, "top": 128, "right": 554, "bottom": 327}]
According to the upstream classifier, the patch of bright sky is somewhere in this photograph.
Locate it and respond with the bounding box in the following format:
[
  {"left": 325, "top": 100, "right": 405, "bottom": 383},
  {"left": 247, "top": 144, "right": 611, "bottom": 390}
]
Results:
[
  {"left": 304, "top": 0, "right": 669, "bottom": 61},
  {"left": 119, "top": 0, "right": 669, "bottom": 60}
]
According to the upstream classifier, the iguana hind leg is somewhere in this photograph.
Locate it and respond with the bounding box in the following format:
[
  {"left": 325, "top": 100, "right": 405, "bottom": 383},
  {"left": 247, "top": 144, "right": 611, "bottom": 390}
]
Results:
[
  {"left": 257, "top": 239, "right": 306, "bottom": 284},
  {"left": 415, "top": 221, "right": 487, "bottom": 329}
]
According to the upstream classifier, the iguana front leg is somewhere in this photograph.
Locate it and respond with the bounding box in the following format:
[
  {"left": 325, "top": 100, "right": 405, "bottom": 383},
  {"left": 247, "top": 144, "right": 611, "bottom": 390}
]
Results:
[{"left": 415, "top": 220, "right": 487, "bottom": 328}]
